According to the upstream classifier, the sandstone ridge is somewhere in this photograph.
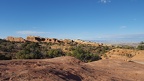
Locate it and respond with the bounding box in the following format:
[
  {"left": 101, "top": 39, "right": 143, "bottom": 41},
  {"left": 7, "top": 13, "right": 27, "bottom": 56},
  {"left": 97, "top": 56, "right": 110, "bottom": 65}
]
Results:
[{"left": 6, "top": 36, "right": 102, "bottom": 46}]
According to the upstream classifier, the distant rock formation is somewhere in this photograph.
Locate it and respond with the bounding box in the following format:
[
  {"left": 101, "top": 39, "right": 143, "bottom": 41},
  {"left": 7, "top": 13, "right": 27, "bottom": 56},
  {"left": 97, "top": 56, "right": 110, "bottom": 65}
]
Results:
[
  {"left": 6, "top": 36, "right": 25, "bottom": 42},
  {"left": 26, "top": 36, "right": 61, "bottom": 43},
  {"left": 26, "top": 36, "right": 44, "bottom": 42},
  {"left": 75, "top": 39, "right": 101, "bottom": 46},
  {"left": 44, "top": 38, "right": 61, "bottom": 43},
  {"left": 6, "top": 36, "right": 103, "bottom": 46},
  {"left": 6, "top": 36, "right": 61, "bottom": 43},
  {"left": 62, "top": 39, "right": 74, "bottom": 45}
]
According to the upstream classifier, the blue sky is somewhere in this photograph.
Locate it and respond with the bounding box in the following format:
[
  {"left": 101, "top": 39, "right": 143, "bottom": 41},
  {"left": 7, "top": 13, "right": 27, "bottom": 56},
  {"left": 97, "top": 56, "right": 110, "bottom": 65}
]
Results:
[{"left": 0, "top": 0, "right": 144, "bottom": 42}]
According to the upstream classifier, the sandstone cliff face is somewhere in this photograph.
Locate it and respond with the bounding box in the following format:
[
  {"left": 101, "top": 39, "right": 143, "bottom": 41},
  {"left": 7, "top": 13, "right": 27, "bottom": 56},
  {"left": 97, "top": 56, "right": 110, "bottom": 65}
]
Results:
[{"left": 6, "top": 36, "right": 25, "bottom": 42}]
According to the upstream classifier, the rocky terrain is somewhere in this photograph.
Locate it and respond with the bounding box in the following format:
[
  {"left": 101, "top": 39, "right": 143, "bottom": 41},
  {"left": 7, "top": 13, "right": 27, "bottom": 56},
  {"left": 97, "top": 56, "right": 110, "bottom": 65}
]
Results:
[
  {"left": 1, "top": 36, "right": 144, "bottom": 81},
  {"left": 0, "top": 56, "right": 144, "bottom": 81},
  {"left": 104, "top": 48, "right": 144, "bottom": 62}
]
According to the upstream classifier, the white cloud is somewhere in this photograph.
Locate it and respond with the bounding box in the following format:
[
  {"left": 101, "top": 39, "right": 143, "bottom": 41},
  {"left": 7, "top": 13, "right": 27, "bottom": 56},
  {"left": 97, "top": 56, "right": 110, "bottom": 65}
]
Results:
[
  {"left": 100, "top": 0, "right": 111, "bottom": 3},
  {"left": 17, "top": 30, "right": 49, "bottom": 35}
]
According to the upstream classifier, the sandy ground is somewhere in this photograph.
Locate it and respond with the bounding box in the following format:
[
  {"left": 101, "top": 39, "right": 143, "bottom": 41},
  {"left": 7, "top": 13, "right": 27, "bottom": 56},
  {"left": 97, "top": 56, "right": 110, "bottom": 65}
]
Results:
[{"left": 0, "top": 56, "right": 144, "bottom": 81}]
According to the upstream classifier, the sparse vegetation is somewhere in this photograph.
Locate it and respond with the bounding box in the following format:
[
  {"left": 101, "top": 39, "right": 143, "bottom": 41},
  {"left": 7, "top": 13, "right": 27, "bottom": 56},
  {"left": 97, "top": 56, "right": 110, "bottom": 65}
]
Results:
[
  {"left": 1, "top": 38, "right": 144, "bottom": 62},
  {"left": 116, "top": 45, "right": 135, "bottom": 49},
  {"left": 0, "top": 38, "right": 112, "bottom": 62},
  {"left": 137, "top": 41, "right": 144, "bottom": 50},
  {"left": 68, "top": 46, "right": 101, "bottom": 62},
  {"left": 0, "top": 54, "right": 11, "bottom": 60},
  {"left": 16, "top": 42, "right": 42, "bottom": 59},
  {"left": 46, "top": 49, "right": 64, "bottom": 58}
]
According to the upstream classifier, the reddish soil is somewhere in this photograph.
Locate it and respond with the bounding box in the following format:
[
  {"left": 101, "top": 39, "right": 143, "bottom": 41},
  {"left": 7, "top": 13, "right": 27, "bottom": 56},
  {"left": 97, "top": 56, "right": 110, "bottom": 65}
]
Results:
[{"left": 0, "top": 56, "right": 144, "bottom": 81}]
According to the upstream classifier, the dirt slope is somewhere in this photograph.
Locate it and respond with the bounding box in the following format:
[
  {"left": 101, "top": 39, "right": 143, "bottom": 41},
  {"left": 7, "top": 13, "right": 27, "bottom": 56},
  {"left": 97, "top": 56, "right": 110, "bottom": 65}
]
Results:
[
  {"left": 87, "top": 59, "right": 144, "bottom": 81},
  {"left": 104, "top": 48, "right": 144, "bottom": 62},
  {"left": 0, "top": 56, "right": 144, "bottom": 81},
  {"left": 131, "top": 50, "right": 144, "bottom": 61}
]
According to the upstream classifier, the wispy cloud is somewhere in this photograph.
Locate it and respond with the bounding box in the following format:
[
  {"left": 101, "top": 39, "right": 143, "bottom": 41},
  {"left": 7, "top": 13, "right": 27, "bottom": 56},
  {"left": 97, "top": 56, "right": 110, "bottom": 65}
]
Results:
[
  {"left": 96, "top": 33, "right": 144, "bottom": 39},
  {"left": 120, "top": 26, "right": 127, "bottom": 29},
  {"left": 16, "top": 30, "right": 49, "bottom": 35},
  {"left": 100, "top": 0, "right": 111, "bottom": 4},
  {"left": 132, "top": 18, "right": 137, "bottom": 21}
]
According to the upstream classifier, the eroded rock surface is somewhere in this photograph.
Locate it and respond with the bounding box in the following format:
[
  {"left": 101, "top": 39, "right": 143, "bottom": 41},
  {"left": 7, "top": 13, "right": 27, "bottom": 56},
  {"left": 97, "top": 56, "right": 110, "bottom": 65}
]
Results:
[{"left": 0, "top": 56, "right": 144, "bottom": 81}]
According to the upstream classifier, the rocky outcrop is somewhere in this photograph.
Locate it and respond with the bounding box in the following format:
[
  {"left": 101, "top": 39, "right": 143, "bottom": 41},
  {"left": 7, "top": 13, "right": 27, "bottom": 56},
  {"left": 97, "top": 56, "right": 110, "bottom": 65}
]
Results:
[
  {"left": 44, "top": 38, "right": 61, "bottom": 43},
  {"left": 6, "top": 36, "right": 102, "bottom": 46},
  {"left": 7, "top": 36, "right": 61, "bottom": 43},
  {"left": 75, "top": 39, "right": 101, "bottom": 46},
  {"left": 6, "top": 36, "right": 25, "bottom": 42},
  {"left": 26, "top": 36, "right": 45, "bottom": 42},
  {"left": 63, "top": 39, "right": 74, "bottom": 45}
]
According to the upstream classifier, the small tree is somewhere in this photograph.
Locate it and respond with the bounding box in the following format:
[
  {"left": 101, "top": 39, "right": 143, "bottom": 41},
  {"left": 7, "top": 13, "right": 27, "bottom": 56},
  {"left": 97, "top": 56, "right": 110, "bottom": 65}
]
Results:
[
  {"left": 137, "top": 45, "right": 144, "bottom": 50},
  {"left": 137, "top": 41, "right": 144, "bottom": 50}
]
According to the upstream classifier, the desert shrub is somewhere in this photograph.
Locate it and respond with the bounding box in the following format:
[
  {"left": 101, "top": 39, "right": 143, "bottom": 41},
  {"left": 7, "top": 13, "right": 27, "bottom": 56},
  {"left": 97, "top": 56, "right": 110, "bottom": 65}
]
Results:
[
  {"left": 94, "top": 46, "right": 110, "bottom": 55},
  {"left": 137, "top": 41, "right": 144, "bottom": 50},
  {"left": 140, "top": 41, "right": 144, "bottom": 44},
  {"left": 0, "top": 54, "right": 12, "bottom": 60},
  {"left": 16, "top": 49, "right": 42, "bottom": 59},
  {"left": 70, "top": 46, "right": 101, "bottom": 62},
  {"left": 16, "top": 42, "right": 42, "bottom": 59},
  {"left": 117, "top": 45, "right": 135, "bottom": 49},
  {"left": 103, "top": 54, "right": 108, "bottom": 58},
  {"left": 126, "top": 54, "right": 133, "bottom": 58},
  {"left": 46, "top": 49, "right": 64, "bottom": 58},
  {"left": 137, "top": 45, "right": 144, "bottom": 50}
]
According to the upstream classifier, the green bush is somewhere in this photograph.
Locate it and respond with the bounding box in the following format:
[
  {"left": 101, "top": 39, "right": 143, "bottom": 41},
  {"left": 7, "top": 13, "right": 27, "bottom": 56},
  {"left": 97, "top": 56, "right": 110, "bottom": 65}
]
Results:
[
  {"left": 137, "top": 45, "right": 144, "bottom": 50},
  {"left": 137, "top": 41, "right": 144, "bottom": 50},
  {"left": 46, "top": 49, "right": 64, "bottom": 58},
  {"left": 16, "top": 49, "right": 42, "bottom": 59},
  {"left": 16, "top": 42, "right": 42, "bottom": 59},
  {"left": 0, "top": 54, "right": 12, "bottom": 60},
  {"left": 70, "top": 46, "right": 101, "bottom": 62}
]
